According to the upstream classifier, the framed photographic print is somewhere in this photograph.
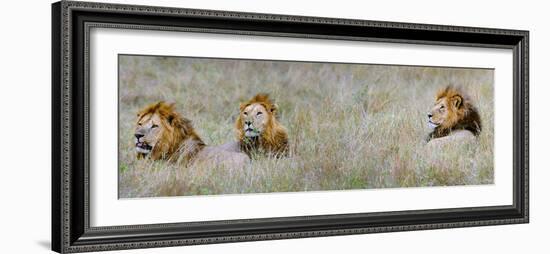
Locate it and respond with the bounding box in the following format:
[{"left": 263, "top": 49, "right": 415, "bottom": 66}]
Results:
[{"left": 51, "top": 1, "right": 529, "bottom": 253}]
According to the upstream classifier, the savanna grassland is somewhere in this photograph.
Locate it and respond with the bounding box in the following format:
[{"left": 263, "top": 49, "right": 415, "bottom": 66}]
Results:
[{"left": 118, "top": 55, "right": 494, "bottom": 198}]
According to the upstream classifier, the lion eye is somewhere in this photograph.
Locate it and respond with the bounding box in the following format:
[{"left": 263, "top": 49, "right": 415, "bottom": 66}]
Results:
[
  {"left": 138, "top": 122, "right": 142, "bottom": 126},
  {"left": 439, "top": 105, "right": 445, "bottom": 109},
  {"left": 151, "top": 124, "right": 159, "bottom": 128},
  {"left": 243, "top": 112, "right": 248, "bottom": 116},
  {"left": 257, "top": 111, "right": 263, "bottom": 116}
]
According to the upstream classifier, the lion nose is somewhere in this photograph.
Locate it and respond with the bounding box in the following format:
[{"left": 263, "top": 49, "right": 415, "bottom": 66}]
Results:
[
  {"left": 427, "top": 113, "right": 433, "bottom": 118},
  {"left": 135, "top": 133, "right": 144, "bottom": 139},
  {"left": 245, "top": 120, "right": 252, "bottom": 126}
]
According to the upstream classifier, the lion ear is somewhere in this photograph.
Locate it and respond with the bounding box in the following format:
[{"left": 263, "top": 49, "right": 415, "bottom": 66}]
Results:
[
  {"left": 167, "top": 114, "right": 174, "bottom": 125},
  {"left": 270, "top": 103, "right": 278, "bottom": 113},
  {"left": 451, "top": 95, "right": 463, "bottom": 109}
]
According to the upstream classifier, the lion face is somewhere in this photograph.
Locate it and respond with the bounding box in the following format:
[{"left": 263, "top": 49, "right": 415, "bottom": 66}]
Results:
[
  {"left": 240, "top": 103, "right": 270, "bottom": 138},
  {"left": 134, "top": 112, "right": 164, "bottom": 155},
  {"left": 236, "top": 94, "right": 289, "bottom": 157},
  {"left": 428, "top": 96, "right": 461, "bottom": 130},
  {"left": 134, "top": 102, "right": 204, "bottom": 160},
  {"left": 427, "top": 86, "right": 482, "bottom": 141}
]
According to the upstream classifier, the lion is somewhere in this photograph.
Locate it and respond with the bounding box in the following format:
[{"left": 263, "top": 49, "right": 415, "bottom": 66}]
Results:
[
  {"left": 235, "top": 93, "right": 289, "bottom": 157},
  {"left": 134, "top": 102, "right": 249, "bottom": 167},
  {"left": 426, "top": 86, "right": 482, "bottom": 145}
]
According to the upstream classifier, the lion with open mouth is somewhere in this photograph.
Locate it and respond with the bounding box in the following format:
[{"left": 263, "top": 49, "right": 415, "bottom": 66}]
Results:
[{"left": 134, "top": 102, "right": 249, "bottom": 167}]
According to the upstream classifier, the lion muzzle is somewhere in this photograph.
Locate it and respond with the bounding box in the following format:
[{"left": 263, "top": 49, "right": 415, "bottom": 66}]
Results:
[{"left": 135, "top": 133, "right": 153, "bottom": 154}]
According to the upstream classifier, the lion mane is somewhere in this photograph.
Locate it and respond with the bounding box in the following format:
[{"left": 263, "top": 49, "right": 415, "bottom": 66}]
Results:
[
  {"left": 235, "top": 93, "right": 289, "bottom": 157},
  {"left": 135, "top": 102, "right": 205, "bottom": 162},
  {"left": 135, "top": 102, "right": 249, "bottom": 166},
  {"left": 427, "top": 86, "right": 482, "bottom": 141}
]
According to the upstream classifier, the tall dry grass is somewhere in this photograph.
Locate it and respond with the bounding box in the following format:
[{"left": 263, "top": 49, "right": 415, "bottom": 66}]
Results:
[{"left": 118, "top": 55, "right": 494, "bottom": 198}]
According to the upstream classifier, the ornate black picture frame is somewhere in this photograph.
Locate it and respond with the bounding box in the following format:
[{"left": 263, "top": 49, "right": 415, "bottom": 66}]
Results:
[{"left": 52, "top": 1, "right": 529, "bottom": 253}]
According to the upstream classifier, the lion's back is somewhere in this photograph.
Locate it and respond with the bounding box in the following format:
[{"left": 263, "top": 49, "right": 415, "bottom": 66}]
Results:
[{"left": 195, "top": 145, "right": 250, "bottom": 169}]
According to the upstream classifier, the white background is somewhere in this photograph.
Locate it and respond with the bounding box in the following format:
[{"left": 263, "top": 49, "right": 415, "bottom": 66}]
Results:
[
  {"left": 0, "top": 0, "right": 547, "bottom": 253},
  {"left": 91, "top": 29, "right": 513, "bottom": 226}
]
